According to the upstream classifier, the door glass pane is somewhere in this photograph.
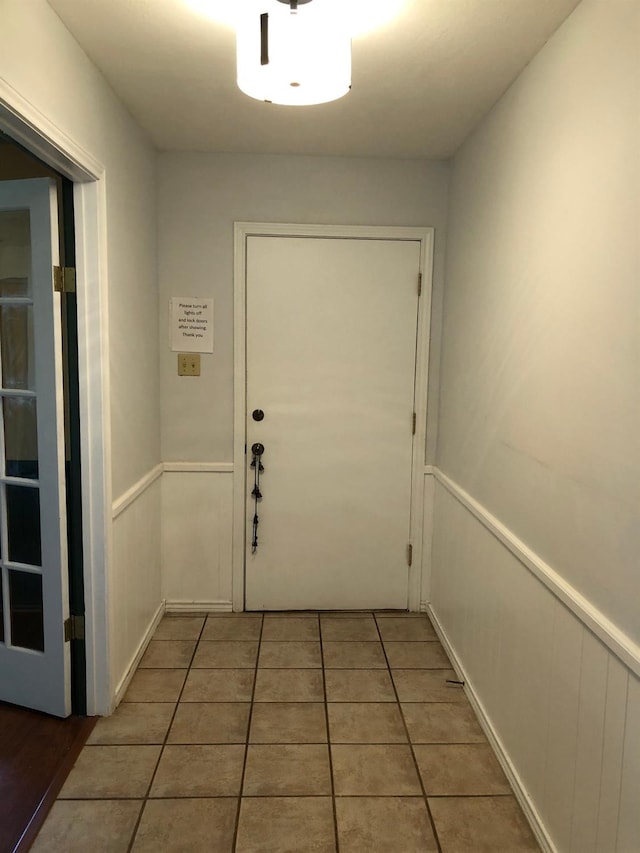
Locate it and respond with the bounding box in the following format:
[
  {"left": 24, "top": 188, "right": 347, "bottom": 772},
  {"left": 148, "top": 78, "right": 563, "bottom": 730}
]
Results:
[
  {"left": 0, "top": 210, "right": 31, "bottom": 296},
  {"left": 9, "top": 570, "right": 44, "bottom": 651},
  {"left": 4, "top": 397, "right": 38, "bottom": 479},
  {"left": 0, "top": 305, "right": 35, "bottom": 391},
  {"left": 6, "top": 484, "right": 41, "bottom": 566}
]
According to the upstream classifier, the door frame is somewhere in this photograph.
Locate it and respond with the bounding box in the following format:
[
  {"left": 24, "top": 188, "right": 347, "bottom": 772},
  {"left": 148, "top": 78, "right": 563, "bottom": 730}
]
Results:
[
  {"left": 0, "top": 81, "right": 112, "bottom": 715},
  {"left": 233, "top": 222, "right": 434, "bottom": 612}
]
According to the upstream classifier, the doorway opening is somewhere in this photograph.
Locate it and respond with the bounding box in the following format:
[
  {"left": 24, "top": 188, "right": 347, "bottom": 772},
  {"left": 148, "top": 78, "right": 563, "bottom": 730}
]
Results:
[{"left": 0, "top": 130, "right": 86, "bottom": 714}]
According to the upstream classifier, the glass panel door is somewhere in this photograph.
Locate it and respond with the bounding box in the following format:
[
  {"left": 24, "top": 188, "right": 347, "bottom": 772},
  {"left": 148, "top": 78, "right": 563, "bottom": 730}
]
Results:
[{"left": 0, "top": 180, "right": 70, "bottom": 717}]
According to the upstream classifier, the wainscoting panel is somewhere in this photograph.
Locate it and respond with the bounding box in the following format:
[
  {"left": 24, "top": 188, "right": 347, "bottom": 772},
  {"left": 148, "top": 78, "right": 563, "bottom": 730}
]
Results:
[
  {"left": 111, "top": 469, "right": 162, "bottom": 706},
  {"left": 161, "top": 468, "right": 233, "bottom": 609},
  {"left": 430, "top": 476, "right": 639, "bottom": 853}
]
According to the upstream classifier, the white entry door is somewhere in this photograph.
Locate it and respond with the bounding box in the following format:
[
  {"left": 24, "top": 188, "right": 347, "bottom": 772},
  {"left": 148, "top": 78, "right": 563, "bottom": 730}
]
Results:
[
  {"left": 0, "top": 179, "right": 70, "bottom": 716},
  {"left": 245, "top": 235, "right": 421, "bottom": 610}
]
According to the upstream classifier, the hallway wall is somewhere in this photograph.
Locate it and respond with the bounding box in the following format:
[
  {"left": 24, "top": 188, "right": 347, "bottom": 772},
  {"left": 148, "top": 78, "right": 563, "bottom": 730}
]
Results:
[
  {"left": 434, "top": 0, "right": 639, "bottom": 849},
  {"left": 0, "top": 0, "right": 162, "bottom": 710},
  {"left": 157, "top": 152, "right": 449, "bottom": 606}
]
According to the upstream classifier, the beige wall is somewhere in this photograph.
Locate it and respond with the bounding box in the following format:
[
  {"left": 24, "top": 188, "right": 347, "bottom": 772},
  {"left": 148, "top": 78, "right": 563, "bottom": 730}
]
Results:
[
  {"left": 158, "top": 151, "right": 449, "bottom": 465},
  {"left": 1, "top": 0, "right": 160, "bottom": 499},
  {"left": 433, "top": 1, "right": 639, "bottom": 849},
  {"left": 0, "top": 0, "right": 162, "bottom": 706},
  {"left": 438, "top": 0, "right": 639, "bottom": 644},
  {"left": 157, "top": 152, "right": 449, "bottom": 605}
]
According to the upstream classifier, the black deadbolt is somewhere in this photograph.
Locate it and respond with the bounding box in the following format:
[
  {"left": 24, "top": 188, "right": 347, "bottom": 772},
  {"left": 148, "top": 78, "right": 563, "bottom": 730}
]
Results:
[
  {"left": 252, "top": 409, "right": 265, "bottom": 422},
  {"left": 251, "top": 442, "right": 265, "bottom": 456}
]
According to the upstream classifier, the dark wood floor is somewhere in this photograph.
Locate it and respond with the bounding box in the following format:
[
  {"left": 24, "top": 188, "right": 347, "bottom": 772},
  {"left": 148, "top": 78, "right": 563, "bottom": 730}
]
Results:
[{"left": 0, "top": 702, "right": 95, "bottom": 853}]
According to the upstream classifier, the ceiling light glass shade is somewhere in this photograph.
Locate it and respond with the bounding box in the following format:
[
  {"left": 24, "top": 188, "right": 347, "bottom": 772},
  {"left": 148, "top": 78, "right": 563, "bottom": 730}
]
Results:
[{"left": 236, "top": 2, "right": 351, "bottom": 106}]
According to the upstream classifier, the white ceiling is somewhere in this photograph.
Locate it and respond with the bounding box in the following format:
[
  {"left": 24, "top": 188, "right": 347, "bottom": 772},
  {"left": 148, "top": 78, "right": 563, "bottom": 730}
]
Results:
[{"left": 46, "top": 0, "right": 581, "bottom": 159}]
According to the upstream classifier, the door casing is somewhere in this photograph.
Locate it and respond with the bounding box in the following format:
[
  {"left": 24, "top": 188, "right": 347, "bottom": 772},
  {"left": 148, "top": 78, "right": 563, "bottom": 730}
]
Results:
[
  {"left": 233, "top": 222, "right": 434, "bottom": 612},
  {"left": 0, "top": 81, "right": 112, "bottom": 715}
]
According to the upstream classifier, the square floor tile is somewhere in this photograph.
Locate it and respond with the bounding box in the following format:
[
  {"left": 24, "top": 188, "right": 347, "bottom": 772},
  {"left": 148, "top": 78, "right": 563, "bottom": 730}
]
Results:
[
  {"left": 325, "top": 669, "right": 396, "bottom": 702},
  {"left": 150, "top": 745, "right": 244, "bottom": 797},
  {"left": 152, "top": 616, "right": 205, "bottom": 641},
  {"left": 192, "top": 640, "right": 258, "bottom": 668},
  {"left": 88, "top": 703, "right": 174, "bottom": 745},
  {"left": 31, "top": 800, "right": 142, "bottom": 853},
  {"left": 328, "top": 703, "right": 406, "bottom": 743},
  {"left": 249, "top": 702, "right": 327, "bottom": 743},
  {"left": 331, "top": 744, "right": 422, "bottom": 795},
  {"left": 323, "top": 642, "right": 386, "bottom": 669},
  {"left": 392, "top": 669, "right": 467, "bottom": 703},
  {"left": 428, "top": 796, "right": 540, "bottom": 852},
  {"left": 181, "top": 669, "right": 254, "bottom": 702},
  {"left": 376, "top": 616, "right": 437, "bottom": 642},
  {"left": 384, "top": 641, "right": 450, "bottom": 669},
  {"left": 201, "top": 616, "right": 262, "bottom": 641},
  {"left": 321, "top": 617, "right": 379, "bottom": 641},
  {"left": 132, "top": 798, "right": 237, "bottom": 852},
  {"left": 59, "top": 745, "right": 161, "bottom": 799},
  {"left": 236, "top": 797, "right": 335, "bottom": 853},
  {"left": 402, "top": 703, "right": 486, "bottom": 743},
  {"left": 414, "top": 744, "right": 511, "bottom": 795},
  {"left": 262, "top": 616, "right": 320, "bottom": 641},
  {"left": 254, "top": 668, "right": 324, "bottom": 701},
  {"left": 122, "top": 669, "right": 187, "bottom": 703},
  {"left": 140, "top": 641, "right": 196, "bottom": 669},
  {"left": 243, "top": 744, "right": 332, "bottom": 795},
  {"left": 258, "top": 641, "right": 322, "bottom": 668},
  {"left": 336, "top": 797, "right": 437, "bottom": 853},
  {"left": 168, "top": 702, "right": 250, "bottom": 743}
]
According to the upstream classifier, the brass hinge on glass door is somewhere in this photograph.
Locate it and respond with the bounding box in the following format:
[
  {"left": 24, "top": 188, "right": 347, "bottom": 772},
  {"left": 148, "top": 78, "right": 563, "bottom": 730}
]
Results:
[
  {"left": 53, "top": 265, "right": 76, "bottom": 294},
  {"left": 64, "top": 614, "right": 85, "bottom": 642}
]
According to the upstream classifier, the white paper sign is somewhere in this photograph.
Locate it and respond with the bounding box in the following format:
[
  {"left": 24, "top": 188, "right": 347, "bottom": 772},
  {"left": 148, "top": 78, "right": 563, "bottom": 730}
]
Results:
[{"left": 170, "top": 297, "right": 214, "bottom": 353}]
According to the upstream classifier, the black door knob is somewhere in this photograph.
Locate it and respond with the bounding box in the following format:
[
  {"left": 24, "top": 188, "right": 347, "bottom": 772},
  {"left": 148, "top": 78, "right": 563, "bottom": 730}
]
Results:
[{"left": 252, "top": 409, "right": 265, "bottom": 422}]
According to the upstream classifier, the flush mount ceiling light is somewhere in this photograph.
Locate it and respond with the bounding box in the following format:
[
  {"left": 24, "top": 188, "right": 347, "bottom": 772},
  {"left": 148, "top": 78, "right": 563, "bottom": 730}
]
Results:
[{"left": 236, "top": 0, "right": 352, "bottom": 106}]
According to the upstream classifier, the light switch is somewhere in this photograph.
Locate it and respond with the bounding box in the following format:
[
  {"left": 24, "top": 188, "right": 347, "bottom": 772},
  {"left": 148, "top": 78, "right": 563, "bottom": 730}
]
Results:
[{"left": 178, "top": 353, "right": 200, "bottom": 376}]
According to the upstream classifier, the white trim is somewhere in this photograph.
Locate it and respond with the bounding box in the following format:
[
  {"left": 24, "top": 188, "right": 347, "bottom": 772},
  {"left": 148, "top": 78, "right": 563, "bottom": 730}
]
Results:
[
  {"left": 111, "top": 464, "right": 163, "bottom": 519},
  {"left": 233, "top": 222, "right": 434, "bottom": 614},
  {"left": 113, "top": 602, "right": 165, "bottom": 709},
  {"left": 74, "top": 178, "right": 112, "bottom": 717},
  {"left": 165, "top": 600, "right": 233, "bottom": 613},
  {"left": 426, "top": 603, "right": 556, "bottom": 853},
  {"left": 0, "top": 78, "right": 101, "bottom": 181},
  {"left": 432, "top": 467, "right": 640, "bottom": 677},
  {"left": 407, "top": 229, "right": 434, "bottom": 611},
  {"left": 163, "top": 462, "right": 234, "bottom": 474},
  {"left": 424, "top": 464, "right": 435, "bottom": 476},
  {"left": 0, "top": 83, "right": 111, "bottom": 716}
]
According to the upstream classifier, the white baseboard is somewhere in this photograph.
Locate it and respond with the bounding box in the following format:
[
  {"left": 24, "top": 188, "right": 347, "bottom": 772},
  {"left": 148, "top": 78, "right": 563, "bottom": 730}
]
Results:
[
  {"left": 113, "top": 601, "right": 165, "bottom": 710},
  {"left": 165, "top": 599, "right": 233, "bottom": 613},
  {"left": 426, "top": 602, "right": 557, "bottom": 853}
]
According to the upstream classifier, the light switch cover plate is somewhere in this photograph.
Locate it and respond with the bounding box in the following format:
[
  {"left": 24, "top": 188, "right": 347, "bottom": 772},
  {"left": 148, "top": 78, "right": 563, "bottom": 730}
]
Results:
[{"left": 178, "top": 353, "right": 201, "bottom": 376}]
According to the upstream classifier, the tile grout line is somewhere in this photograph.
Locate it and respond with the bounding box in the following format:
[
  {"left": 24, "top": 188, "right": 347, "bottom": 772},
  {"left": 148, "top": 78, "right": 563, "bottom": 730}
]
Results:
[
  {"left": 125, "top": 615, "right": 209, "bottom": 853},
  {"left": 231, "top": 613, "right": 265, "bottom": 852},
  {"left": 373, "top": 612, "right": 445, "bottom": 853},
  {"left": 319, "top": 614, "right": 341, "bottom": 853}
]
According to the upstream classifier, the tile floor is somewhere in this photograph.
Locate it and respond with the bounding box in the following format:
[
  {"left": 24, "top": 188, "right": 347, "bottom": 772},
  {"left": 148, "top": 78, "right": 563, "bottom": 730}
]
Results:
[{"left": 33, "top": 612, "right": 540, "bottom": 852}]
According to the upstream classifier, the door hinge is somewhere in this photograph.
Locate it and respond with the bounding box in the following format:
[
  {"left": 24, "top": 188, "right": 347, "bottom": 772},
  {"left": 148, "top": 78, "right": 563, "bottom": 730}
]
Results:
[
  {"left": 412, "top": 412, "right": 417, "bottom": 435},
  {"left": 418, "top": 272, "right": 422, "bottom": 297},
  {"left": 53, "top": 266, "right": 76, "bottom": 294},
  {"left": 64, "top": 614, "right": 85, "bottom": 642},
  {"left": 407, "top": 543, "right": 413, "bottom": 567}
]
